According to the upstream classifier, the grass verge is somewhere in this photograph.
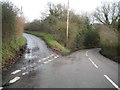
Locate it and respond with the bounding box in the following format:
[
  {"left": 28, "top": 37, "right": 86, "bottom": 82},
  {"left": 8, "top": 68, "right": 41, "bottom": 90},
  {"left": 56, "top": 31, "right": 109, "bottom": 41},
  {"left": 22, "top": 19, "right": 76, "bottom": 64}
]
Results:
[
  {"left": 26, "top": 31, "right": 70, "bottom": 55},
  {"left": 1, "top": 36, "right": 27, "bottom": 69}
]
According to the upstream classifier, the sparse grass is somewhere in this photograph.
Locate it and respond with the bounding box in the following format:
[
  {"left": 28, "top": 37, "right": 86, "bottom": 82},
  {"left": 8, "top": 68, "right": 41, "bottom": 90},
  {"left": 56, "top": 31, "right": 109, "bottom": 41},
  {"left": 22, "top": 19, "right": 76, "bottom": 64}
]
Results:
[
  {"left": 26, "top": 31, "right": 70, "bottom": 55},
  {"left": 2, "top": 36, "right": 26, "bottom": 65}
]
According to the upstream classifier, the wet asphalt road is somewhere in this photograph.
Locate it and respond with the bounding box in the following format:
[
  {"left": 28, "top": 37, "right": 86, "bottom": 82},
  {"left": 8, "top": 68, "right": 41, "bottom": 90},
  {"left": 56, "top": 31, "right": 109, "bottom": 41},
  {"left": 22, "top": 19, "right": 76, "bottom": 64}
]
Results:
[{"left": 2, "top": 33, "right": 119, "bottom": 89}]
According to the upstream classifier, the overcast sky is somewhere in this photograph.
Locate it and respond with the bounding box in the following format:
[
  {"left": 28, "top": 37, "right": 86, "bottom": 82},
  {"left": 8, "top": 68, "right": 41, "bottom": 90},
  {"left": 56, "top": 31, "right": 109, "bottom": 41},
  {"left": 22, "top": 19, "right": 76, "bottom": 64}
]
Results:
[{"left": 3, "top": 0, "right": 118, "bottom": 22}]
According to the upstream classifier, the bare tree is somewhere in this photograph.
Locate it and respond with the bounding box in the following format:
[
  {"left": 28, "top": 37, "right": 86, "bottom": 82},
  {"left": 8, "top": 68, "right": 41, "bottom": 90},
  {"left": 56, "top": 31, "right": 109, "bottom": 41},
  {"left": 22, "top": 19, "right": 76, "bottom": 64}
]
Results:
[
  {"left": 47, "top": 2, "right": 65, "bottom": 17},
  {"left": 94, "top": 1, "right": 119, "bottom": 26}
]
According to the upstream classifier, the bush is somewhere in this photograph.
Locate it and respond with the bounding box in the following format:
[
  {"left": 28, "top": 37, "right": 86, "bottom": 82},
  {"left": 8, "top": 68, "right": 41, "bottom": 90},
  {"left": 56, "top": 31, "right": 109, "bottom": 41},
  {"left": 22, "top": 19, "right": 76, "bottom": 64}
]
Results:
[
  {"left": 2, "top": 1, "right": 19, "bottom": 43},
  {"left": 73, "top": 31, "right": 85, "bottom": 50},
  {"left": 99, "top": 25, "right": 119, "bottom": 62},
  {"left": 84, "top": 30, "right": 100, "bottom": 48},
  {"left": 2, "top": 1, "right": 25, "bottom": 67}
]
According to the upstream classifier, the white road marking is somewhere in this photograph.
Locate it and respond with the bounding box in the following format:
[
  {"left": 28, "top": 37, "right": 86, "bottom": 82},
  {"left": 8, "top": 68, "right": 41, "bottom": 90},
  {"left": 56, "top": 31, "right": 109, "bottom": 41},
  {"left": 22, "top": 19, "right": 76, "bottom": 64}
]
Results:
[
  {"left": 54, "top": 55, "right": 59, "bottom": 59},
  {"left": 22, "top": 72, "right": 28, "bottom": 75},
  {"left": 42, "top": 54, "right": 54, "bottom": 60},
  {"left": 22, "top": 73, "right": 26, "bottom": 75},
  {"left": 89, "top": 58, "right": 98, "bottom": 68},
  {"left": 39, "top": 54, "right": 55, "bottom": 62},
  {"left": 104, "top": 75, "right": 120, "bottom": 89},
  {"left": 48, "top": 60, "right": 52, "bottom": 62},
  {"left": 39, "top": 54, "right": 59, "bottom": 62},
  {"left": 0, "top": 87, "right": 3, "bottom": 90},
  {"left": 44, "top": 61, "right": 49, "bottom": 64},
  {"left": 33, "top": 63, "right": 36, "bottom": 65},
  {"left": 9, "top": 77, "right": 20, "bottom": 84},
  {"left": 21, "top": 67, "right": 26, "bottom": 70},
  {"left": 11, "top": 70, "right": 21, "bottom": 75},
  {"left": 38, "top": 60, "right": 41, "bottom": 62},
  {"left": 21, "top": 54, "right": 59, "bottom": 75},
  {"left": 43, "top": 55, "right": 59, "bottom": 64},
  {"left": 86, "top": 51, "right": 88, "bottom": 56}
]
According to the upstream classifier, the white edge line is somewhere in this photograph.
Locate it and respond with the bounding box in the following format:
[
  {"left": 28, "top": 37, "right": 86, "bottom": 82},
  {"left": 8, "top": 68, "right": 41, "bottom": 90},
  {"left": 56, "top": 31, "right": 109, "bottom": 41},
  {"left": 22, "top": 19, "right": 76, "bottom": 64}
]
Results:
[
  {"left": 9, "top": 77, "right": 20, "bottom": 84},
  {"left": 104, "top": 75, "right": 119, "bottom": 89},
  {"left": 11, "top": 70, "right": 21, "bottom": 75},
  {"left": 89, "top": 58, "right": 98, "bottom": 68}
]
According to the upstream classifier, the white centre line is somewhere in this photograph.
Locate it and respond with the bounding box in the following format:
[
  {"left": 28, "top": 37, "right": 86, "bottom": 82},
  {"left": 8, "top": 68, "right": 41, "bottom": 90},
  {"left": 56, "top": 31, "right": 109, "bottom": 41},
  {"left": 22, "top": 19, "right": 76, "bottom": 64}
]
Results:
[
  {"left": 104, "top": 75, "right": 120, "bottom": 89},
  {"left": 86, "top": 51, "right": 88, "bottom": 56},
  {"left": 89, "top": 58, "right": 98, "bottom": 68},
  {"left": 11, "top": 70, "right": 21, "bottom": 75},
  {"left": 9, "top": 77, "right": 20, "bottom": 84}
]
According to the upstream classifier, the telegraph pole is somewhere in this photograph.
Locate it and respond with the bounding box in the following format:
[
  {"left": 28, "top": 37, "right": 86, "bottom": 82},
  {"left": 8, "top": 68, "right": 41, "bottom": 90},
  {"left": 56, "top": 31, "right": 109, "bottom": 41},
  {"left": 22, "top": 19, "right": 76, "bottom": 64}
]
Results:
[{"left": 66, "top": 0, "right": 69, "bottom": 47}]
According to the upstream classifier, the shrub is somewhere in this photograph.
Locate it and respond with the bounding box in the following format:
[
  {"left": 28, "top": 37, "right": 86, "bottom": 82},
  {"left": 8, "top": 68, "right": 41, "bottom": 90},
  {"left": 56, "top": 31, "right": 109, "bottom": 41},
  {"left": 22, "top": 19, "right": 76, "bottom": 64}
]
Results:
[
  {"left": 84, "top": 30, "right": 100, "bottom": 48},
  {"left": 99, "top": 25, "right": 119, "bottom": 62},
  {"left": 73, "top": 31, "right": 85, "bottom": 50}
]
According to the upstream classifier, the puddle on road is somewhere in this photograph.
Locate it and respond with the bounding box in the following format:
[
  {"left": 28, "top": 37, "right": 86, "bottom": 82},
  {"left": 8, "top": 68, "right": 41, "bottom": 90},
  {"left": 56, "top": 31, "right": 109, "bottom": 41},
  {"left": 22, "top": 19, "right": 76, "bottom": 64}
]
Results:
[
  {"left": 24, "top": 53, "right": 38, "bottom": 59},
  {"left": 26, "top": 47, "right": 39, "bottom": 53},
  {"left": 24, "top": 47, "right": 40, "bottom": 59},
  {"left": 21, "top": 47, "right": 41, "bottom": 73},
  {"left": 20, "top": 45, "right": 59, "bottom": 76},
  {"left": 32, "top": 47, "right": 39, "bottom": 52}
]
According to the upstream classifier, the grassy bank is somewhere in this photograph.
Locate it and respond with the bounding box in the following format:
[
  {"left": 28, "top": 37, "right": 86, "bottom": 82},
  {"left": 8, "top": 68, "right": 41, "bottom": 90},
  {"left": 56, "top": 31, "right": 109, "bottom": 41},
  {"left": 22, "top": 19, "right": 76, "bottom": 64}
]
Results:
[
  {"left": 26, "top": 31, "right": 70, "bottom": 55},
  {"left": 1, "top": 36, "right": 27, "bottom": 69}
]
